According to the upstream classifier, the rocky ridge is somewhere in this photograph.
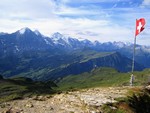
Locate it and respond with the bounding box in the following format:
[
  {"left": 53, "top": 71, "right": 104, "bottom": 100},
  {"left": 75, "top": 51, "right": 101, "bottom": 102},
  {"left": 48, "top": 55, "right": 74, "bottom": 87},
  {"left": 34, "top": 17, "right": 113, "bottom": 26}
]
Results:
[{"left": 0, "top": 87, "right": 130, "bottom": 113}]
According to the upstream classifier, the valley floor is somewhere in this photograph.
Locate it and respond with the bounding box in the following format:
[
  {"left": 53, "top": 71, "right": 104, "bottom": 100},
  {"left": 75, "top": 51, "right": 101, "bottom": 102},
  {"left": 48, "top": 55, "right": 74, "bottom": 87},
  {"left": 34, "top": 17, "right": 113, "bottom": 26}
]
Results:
[{"left": 0, "top": 86, "right": 133, "bottom": 113}]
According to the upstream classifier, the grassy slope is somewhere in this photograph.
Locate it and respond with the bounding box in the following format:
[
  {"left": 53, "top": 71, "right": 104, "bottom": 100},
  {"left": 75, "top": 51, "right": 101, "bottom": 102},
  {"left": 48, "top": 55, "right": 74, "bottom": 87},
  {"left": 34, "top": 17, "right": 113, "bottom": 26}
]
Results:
[
  {"left": 71, "top": 50, "right": 114, "bottom": 63},
  {"left": 0, "top": 77, "right": 56, "bottom": 103},
  {"left": 57, "top": 67, "right": 150, "bottom": 90}
]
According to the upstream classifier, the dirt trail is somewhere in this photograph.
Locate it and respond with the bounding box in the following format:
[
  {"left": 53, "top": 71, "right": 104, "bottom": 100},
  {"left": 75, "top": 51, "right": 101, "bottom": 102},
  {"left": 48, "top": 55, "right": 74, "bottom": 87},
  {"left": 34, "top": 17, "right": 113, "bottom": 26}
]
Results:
[{"left": 0, "top": 87, "right": 131, "bottom": 113}]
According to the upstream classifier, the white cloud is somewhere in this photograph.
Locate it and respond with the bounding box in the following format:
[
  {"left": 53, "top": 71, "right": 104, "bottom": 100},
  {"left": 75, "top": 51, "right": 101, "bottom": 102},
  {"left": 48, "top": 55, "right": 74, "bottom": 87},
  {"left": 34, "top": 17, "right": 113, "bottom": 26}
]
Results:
[
  {"left": 0, "top": 0, "right": 56, "bottom": 19},
  {"left": 54, "top": 5, "right": 102, "bottom": 16},
  {"left": 0, "top": 0, "right": 150, "bottom": 45},
  {"left": 112, "top": 4, "right": 118, "bottom": 8},
  {"left": 57, "top": 0, "right": 130, "bottom": 4},
  {"left": 141, "top": 0, "right": 150, "bottom": 7},
  {"left": 142, "top": 0, "right": 150, "bottom": 5}
]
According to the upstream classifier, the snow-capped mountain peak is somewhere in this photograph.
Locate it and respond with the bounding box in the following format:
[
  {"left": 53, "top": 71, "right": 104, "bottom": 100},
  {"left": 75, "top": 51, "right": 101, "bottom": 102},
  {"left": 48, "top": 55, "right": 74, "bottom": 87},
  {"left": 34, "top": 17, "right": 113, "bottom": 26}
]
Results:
[
  {"left": 113, "top": 41, "right": 126, "bottom": 48},
  {"left": 18, "top": 27, "right": 32, "bottom": 34},
  {"left": 77, "top": 37, "right": 86, "bottom": 41},
  {"left": 52, "top": 32, "right": 64, "bottom": 40},
  {"left": 34, "top": 30, "right": 42, "bottom": 36},
  {"left": 51, "top": 32, "right": 72, "bottom": 45}
]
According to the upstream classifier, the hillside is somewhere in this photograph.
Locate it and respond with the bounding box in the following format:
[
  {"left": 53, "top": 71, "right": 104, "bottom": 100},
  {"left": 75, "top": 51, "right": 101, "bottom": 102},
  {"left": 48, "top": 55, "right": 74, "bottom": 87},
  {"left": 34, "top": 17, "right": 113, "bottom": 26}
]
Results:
[
  {"left": 0, "top": 48, "right": 144, "bottom": 81},
  {"left": 0, "top": 77, "right": 57, "bottom": 103},
  {"left": 0, "top": 69, "right": 150, "bottom": 113},
  {"left": 58, "top": 67, "right": 150, "bottom": 90},
  {"left": 0, "top": 68, "right": 150, "bottom": 112},
  {"left": 1, "top": 67, "right": 150, "bottom": 104}
]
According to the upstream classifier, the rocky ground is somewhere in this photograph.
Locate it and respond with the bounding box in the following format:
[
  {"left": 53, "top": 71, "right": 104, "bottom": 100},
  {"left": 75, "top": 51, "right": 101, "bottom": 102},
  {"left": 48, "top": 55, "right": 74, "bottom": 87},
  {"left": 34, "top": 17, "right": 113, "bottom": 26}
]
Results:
[{"left": 0, "top": 87, "right": 131, "bottom": 113}]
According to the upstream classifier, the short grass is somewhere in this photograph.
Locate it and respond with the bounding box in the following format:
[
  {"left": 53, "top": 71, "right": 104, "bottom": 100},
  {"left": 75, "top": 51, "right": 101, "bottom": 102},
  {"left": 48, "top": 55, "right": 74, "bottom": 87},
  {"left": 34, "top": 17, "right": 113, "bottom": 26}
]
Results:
[
  {"left": 101, "top": 87, "right": 150, "bottom": 113},
  {"left": 57, "top": 67, "right": 150, "bottom": 91}
]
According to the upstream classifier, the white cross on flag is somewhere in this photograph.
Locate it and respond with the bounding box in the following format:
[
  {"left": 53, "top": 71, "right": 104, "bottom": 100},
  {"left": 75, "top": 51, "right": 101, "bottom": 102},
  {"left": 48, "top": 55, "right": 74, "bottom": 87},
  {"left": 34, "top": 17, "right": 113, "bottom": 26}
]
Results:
[{"left": 135, "top": 18, "right": 145, "bottom": 36}]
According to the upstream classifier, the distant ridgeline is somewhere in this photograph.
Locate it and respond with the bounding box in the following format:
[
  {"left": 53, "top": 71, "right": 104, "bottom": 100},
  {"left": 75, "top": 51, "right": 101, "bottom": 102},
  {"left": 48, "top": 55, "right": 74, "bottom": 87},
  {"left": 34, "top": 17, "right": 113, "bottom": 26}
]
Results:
[{"left": 0, "top": 28, "right": 149, "bottom": 81}]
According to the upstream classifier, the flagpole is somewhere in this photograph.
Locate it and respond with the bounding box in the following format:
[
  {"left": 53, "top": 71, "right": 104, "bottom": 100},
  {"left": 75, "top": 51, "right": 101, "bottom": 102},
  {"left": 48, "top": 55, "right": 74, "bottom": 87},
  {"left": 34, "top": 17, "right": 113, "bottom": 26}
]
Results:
[
  {"left": 130, "top": 18, "right": 145, "bottom": 86},
  {"left": 130, "top": 18, "right": 137, "bottom": 86},
  {"left": 130, "top": 36, "right": 136, "bottom": 86},
  {"left": 132, "top": 36, "right": 136, "bottom": 73}
]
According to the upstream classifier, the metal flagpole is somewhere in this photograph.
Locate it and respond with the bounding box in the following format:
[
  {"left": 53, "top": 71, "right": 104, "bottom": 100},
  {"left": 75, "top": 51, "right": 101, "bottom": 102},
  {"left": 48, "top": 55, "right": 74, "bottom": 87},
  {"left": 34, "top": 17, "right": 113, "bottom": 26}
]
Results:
[
  {"left": 132, "top": 36, "right": 136, "bottom": 73},
  {"left": 130, "top": 36, "right": 136, "bottom": 86},
  {"left": 130, "top": 18, "right": 137, "bottom": 86}
]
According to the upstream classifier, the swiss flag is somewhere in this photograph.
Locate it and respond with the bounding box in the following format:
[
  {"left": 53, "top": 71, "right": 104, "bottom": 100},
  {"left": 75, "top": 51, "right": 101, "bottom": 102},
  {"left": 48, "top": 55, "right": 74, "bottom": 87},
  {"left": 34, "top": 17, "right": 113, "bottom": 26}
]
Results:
[{"left": 135, "top": 18, "right": 145, "bottom": 36}]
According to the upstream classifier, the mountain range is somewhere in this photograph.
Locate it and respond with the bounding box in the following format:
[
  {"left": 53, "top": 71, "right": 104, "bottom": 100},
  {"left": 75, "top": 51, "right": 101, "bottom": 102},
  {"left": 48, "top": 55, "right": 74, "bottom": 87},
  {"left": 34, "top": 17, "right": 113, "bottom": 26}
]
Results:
[{"left": 0, "top": 28, "right": 149, "bottom": 81}]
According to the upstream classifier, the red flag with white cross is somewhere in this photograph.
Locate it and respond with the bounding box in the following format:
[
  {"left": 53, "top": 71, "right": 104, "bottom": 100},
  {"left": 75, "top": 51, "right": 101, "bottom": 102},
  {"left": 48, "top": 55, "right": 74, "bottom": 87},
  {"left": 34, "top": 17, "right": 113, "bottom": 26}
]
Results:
[{"left": 135, "top": 18, "right": 145, "bottom": 36}]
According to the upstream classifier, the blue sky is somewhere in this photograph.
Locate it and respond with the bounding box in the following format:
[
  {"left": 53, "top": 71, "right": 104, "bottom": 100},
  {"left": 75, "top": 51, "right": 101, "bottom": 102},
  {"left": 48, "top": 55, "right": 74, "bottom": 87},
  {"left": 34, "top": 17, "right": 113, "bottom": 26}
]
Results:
[{"left": 0, "top": 0, "right": 150, "bottom": 45}]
